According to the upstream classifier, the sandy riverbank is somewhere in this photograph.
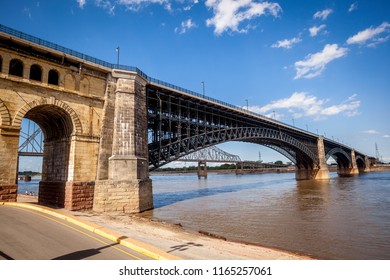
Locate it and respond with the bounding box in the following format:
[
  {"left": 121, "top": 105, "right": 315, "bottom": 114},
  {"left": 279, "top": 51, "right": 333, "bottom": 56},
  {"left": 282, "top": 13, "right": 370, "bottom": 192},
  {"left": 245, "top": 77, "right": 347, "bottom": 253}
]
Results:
[{"left": 16, "top": 195, "right": 312, "bottom": 260}]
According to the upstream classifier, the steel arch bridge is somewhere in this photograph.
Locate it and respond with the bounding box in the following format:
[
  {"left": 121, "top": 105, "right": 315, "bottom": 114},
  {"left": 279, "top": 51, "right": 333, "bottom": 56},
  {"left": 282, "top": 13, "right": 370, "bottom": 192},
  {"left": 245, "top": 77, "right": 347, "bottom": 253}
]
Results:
[{"left": 146, "top": 83, "right": 372, "bottom": 179}]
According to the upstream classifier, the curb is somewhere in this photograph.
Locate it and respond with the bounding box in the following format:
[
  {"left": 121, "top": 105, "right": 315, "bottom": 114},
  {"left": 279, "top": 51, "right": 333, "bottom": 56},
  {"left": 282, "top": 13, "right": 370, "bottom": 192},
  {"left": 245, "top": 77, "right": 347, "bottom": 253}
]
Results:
[{"left": 0, "top": 202, "right": 181, "bottom": 260}]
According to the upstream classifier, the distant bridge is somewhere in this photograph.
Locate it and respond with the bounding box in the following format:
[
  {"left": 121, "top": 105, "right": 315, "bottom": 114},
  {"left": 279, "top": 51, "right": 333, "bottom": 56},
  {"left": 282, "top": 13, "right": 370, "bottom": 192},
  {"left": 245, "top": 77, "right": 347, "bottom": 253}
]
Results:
[{"left": 0, "top": 24, "right": 374, "bottom": 213}]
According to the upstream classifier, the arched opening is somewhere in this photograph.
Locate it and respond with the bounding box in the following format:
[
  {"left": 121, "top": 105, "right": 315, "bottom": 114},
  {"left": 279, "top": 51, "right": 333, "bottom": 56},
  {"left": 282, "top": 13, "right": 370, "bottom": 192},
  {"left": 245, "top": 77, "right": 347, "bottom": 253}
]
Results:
[
  {"left": 17, "top": 119, "right": 43, "bottom": 201},
  {"left": 29, "top": 64, "right": 42, "bottom": 81},
  {"left": 0, "top": 55, "right": 3, "bottom": 72},
  {"left": 9, "top": 59, "right": 24, "bottom": 77},
  {"left": 48, "top": 69, "right": 59, "bottom": 85},
  {"left": 19, "top": 104, "right": 74, "bottom": 207},
  {"left": 356, "top": 157, "right": 366, "bottom": 172}
]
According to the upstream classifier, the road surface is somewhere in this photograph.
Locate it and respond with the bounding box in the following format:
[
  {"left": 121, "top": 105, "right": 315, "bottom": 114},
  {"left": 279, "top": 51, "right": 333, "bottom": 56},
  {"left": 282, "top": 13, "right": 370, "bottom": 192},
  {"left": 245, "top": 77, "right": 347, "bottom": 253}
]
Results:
[{"left": 0, "top": 205, "right": 153, "bottom": 260}]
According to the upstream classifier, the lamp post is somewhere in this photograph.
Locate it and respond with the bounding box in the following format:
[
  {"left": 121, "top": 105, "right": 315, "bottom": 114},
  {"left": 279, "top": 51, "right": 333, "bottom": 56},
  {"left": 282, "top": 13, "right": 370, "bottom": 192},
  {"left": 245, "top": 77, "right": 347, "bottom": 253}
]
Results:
[
  {"left": 201, "top": 81, "right": 205, "bottom": 97},
  {"left": 116, "top": 47, "right": 120, "bottom": 68},
  {"left": 245, "top": 99, "right": 248, "bottom": 110}
]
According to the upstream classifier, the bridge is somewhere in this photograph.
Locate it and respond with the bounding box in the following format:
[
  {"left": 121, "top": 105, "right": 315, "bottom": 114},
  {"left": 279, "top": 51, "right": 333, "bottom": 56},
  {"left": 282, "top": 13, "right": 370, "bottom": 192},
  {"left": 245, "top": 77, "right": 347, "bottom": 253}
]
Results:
[{"left": 0, "top": 24, "right": 373, "bottom": 213}]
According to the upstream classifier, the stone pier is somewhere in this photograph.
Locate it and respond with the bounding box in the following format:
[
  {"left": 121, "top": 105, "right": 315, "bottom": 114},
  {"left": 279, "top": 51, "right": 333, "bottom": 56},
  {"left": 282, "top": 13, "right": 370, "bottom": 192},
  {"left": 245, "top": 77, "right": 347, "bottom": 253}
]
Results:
[
  {"left": 338, "top": 149, "right": 360, "bottom": 176},
  {"left": 0, "top": 126, "right": 19, "bottom": 202},
  {"left": 93, "top": 70, "right": 153, "bottom": 213},
  {"left": 295, "top": 137, "right": 330, "bottom": 180}
]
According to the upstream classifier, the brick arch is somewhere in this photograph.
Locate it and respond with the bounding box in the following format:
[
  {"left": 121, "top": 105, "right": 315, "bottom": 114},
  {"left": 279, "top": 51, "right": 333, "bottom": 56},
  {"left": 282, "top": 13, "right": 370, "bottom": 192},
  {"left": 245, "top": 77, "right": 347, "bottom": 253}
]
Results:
[
  {"left": 12, "top": 97, "right": 83, "bottom": 135},
  {"left": 0, "top": 99, "right": 11, "bottom": 126}
]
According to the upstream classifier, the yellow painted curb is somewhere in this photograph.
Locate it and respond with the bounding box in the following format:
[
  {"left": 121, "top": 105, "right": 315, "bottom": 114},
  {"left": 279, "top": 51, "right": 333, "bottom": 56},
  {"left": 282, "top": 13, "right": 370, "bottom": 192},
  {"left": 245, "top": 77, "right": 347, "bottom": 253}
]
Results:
[{"left": 1, "top": 202, "right": 181, "bottom": 260}]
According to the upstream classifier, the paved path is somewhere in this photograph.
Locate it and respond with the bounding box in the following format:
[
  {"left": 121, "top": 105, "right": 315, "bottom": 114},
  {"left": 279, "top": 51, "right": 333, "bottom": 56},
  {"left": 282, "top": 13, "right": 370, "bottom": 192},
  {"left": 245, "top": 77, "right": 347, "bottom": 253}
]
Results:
[{"left": 0, "top": 205, "right": 153, "bottom": 260}]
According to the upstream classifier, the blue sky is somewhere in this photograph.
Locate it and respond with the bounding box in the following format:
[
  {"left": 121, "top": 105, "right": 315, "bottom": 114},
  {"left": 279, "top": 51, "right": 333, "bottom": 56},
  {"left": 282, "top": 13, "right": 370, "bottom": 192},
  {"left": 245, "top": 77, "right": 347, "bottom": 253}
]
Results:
[{"left": 1, "top": 0, "right": 389, "bottom": 170}]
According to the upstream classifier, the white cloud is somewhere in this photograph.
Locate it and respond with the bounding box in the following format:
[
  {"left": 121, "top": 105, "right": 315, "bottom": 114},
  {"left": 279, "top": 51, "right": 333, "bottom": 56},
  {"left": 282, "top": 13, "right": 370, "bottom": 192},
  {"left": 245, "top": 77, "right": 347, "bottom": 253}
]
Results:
[
  {"left": 313, "top": 8, "right": 332, "bottom": 20},
  {"left": 309, "top": 24, "right": 326, "bottom": 37},
  {"left": 183, "top": 0, "right": 199, "bottom": 11},
  {"left": 77, "top": 0, "right": 86, "bottom": 8},
  {"left": 363, "top": 130, "right": 381, "bottom": 135},
  {"left": 294, "top": 44, "right": 348, "bottom": 79},
  {"left": 205, "top": 0, "right": 282, "bottom": 35},
  {"left": 77, "top": 0, "right": 174, "bottom": 13},
  {"left": 175, "top": 18, "right": 197, "bottom": 34},
  {"left": 383, "top": 135, "right": 390, "bottom": 138},
  {"left": 96, "top": 0, "right": 116, "bottom": 14},
  {"left": 250, "top": 92, "right": 360, "bottom": 120},
  {"left": 347, "top": 22, "right": 390, "bottom": 47},
  {"left": 117, "top": 0, "right": 169, "bottom": 11},
  {"left": 348, "top": 2, "right": 358, "bottom": 13},
  {"left": 272, "top": 37, "right": 301, "bottom": 49}
]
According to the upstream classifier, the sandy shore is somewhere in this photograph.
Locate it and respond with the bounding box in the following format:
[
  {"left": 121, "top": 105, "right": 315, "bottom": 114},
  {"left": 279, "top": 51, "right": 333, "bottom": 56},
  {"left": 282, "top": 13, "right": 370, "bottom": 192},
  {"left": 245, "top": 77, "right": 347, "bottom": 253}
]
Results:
[{"left": 16, "top": 195, "right": 312, "bottom": 260}]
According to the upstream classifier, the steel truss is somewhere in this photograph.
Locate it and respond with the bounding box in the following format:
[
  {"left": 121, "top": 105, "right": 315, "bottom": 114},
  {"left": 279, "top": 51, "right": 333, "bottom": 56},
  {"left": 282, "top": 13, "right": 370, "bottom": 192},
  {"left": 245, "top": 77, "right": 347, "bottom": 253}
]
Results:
[
  {"left": 18, "top": 119, "right": 44, "bottom": 157},
  {"left": 178, "top": 146, "right": 241, "bottom": 163},
  {"left": 147, "top": 85, "right": 320, "bottom": 170}
]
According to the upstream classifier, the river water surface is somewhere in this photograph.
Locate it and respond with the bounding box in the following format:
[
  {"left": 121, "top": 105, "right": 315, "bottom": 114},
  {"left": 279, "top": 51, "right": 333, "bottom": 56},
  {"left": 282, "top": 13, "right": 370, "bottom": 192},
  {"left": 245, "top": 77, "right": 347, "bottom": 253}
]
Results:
[
  {"left": 19, "top": 172, "right": 390, "bottom": 259},
  {"left": 141, "top": 171, "right": 390, "bottom": 260}
]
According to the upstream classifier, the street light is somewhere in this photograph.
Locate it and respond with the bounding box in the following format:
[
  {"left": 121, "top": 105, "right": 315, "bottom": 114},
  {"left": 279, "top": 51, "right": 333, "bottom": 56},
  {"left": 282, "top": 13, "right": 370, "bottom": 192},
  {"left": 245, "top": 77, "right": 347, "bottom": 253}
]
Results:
[
  {"left": 245, "top": 99, "right": 248, "bottom": 110},
  {"left": 201, "top": 81, "right": 205, "bottom": 97},
  {"left": 116, "top": 47, "right": 120, "bottom": 68}
]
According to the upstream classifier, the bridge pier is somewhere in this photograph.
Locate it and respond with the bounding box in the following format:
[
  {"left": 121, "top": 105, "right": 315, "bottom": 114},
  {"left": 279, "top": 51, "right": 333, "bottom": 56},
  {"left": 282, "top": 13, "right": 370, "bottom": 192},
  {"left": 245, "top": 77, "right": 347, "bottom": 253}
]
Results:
[
  {"left": 337, "top": 150, "right": 359, "bottom": 176},
  {"left": 0, "top": 126, "right": 20, "bottom": 202},
  {"left": 235, "top": 162, "right": 244, "bottom": 175},
  {"left": 295, "top": 137, "right": 330, "bottom": 180},
  {"left": 93, "top": 71, "right": 153, "bottom": 213},
  {"left": 197, "top": 160, "right": 207, "bottom": 178}
]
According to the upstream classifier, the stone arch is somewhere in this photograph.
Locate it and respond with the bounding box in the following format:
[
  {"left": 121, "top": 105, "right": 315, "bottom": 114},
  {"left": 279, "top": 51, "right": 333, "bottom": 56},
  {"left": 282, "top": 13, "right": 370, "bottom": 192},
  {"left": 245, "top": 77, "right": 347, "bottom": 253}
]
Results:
[
  {"left": 12, "top": 97, "right": 83, "bottom": 135},
  {"left": 80, "top": 76, "right": 90, "bottom": 94},
  {"left": 48, "top": 69, "right": 59, "bottom": 85},
  {"left": 29, "top": 64, "right": 43, "bottom": 82},
  {"left": 9, "top": 58, "right": 24, "bottom": 77},
  {"left": 64, "top": 73, "right": 76, "bottom": 90},
  {"left": 0, "top": 99, "right": 11, "bottom": 126}
]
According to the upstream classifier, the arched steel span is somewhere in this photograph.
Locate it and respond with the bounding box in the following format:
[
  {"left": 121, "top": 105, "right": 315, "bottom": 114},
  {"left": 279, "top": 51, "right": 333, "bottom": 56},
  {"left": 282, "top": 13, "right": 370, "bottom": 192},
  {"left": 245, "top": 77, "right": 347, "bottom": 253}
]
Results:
[
  {"left": 147, "top": 83, "right": 322, "bottom": 171},
  {"left": 146, "top": 83, "right": 370, "bottom": 172},
  {"left": 148, "top": 127, "right": 318, "bottom": 170},
  {"left": 326, "top": 147, "right": 352, "bottom": 168}
]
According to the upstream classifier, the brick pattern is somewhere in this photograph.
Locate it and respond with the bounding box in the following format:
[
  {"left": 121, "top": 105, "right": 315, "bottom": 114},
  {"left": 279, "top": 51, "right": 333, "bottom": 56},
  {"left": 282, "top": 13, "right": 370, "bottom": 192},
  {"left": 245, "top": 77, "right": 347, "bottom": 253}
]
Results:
[
  {"left": 39, "top": 181, "right": 95, "bottom": 210},
  {"left": 0, "top": 184, "right": 17, "bottom": 202},
  {"left": 65, "top": 181, "right": 95, "bottom": 211}
]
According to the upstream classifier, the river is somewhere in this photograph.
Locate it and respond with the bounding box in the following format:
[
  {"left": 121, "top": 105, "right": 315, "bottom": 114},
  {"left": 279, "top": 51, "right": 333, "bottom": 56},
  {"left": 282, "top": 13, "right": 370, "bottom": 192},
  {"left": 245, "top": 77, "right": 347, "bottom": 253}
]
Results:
[
  {"left": 17, "top": 171, "right": 390, "bottom": 259},
  {"left": 143, "top": 171, "right": 390, "bottom": 260}
]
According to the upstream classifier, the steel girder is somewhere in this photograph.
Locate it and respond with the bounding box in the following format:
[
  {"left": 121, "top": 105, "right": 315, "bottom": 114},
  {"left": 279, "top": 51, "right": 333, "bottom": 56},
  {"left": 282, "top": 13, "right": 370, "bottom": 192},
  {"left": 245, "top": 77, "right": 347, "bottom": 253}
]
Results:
[
  {"left": 326, "top": 147, "right": 351, "bottom": 168},
  {"left": 148, "top": 127, "right": 318, "bottom": 169}
]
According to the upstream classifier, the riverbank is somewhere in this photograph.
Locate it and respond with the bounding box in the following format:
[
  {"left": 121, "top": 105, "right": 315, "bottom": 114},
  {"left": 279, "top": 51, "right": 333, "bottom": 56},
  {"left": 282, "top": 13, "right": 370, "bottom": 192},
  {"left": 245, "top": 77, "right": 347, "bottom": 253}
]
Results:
[{"left": 15, "top": 195, "right": 311, "bottom": 260}]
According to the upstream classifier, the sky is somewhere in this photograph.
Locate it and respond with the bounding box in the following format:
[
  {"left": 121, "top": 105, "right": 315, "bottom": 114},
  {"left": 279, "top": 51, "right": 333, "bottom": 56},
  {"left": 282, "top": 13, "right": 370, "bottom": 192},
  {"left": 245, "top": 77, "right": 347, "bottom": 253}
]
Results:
[{"left": 1, "top": 0, "right": 389, "bottom": 171}]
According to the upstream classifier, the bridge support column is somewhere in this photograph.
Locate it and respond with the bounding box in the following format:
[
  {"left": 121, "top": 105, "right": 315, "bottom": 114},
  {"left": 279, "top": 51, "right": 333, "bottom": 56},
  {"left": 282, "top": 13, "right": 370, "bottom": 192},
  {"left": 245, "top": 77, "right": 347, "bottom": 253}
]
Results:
[
  {"left": 296, "top": 137, "right": 330, "bottom": 180},
  {"left": 338, "top": 150, "right": 359, "bottom": 176},
  {"left": 235, "top": 162, "right": 244, "bottom": 175},
  {"left": 198, "top": 160, "right": 207, "bottom": 178},
  {"left": 364, "top": 156, "right": 371, "bottom": 172},
  {"left": 0, "top": 126, "right": 20, "bottom": 202},
  {"left": 93, "top": 71, "right": 153, "bottom": 213}
]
